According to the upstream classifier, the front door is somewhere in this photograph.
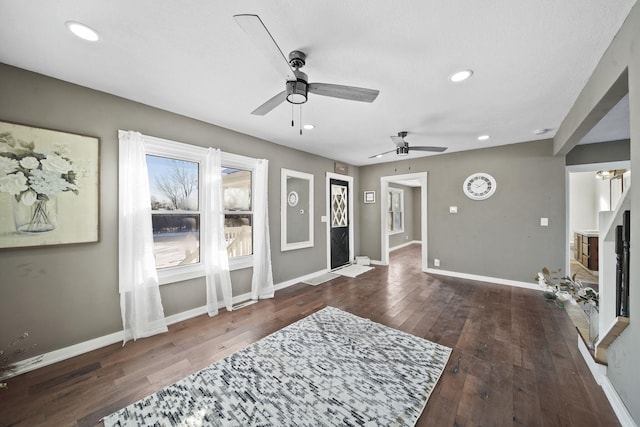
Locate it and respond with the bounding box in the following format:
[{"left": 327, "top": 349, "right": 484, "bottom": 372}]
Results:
[{"left": 330, "top": 178, "right": 350, "bottom": 269}]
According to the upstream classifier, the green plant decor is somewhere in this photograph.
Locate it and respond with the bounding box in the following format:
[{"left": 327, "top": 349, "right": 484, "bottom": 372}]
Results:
[{"left": 536, "top": 267, "right": 599, "bottom": 309}]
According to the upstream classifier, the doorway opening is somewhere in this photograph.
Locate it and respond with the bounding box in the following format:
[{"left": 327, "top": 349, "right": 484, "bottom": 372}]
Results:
[
  {"left": 380, "top": 172, "right": 428, "bottom": 272},
  {"left": 566, "top": 161, "right": 631, "bottom": 288}
]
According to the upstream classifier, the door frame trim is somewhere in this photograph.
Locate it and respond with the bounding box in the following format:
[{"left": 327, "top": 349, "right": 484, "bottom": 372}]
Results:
[
  {"left": 380, "top": 172, "right": 428, "bottom": 272},
  {"left": 326, "top": 172, "right": 354, "bottom": 270}
]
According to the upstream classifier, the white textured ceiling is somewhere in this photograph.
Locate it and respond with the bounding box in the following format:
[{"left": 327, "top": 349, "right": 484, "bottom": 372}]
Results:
[{"left": 0, "top": 0, "right": 635, "bottom": 166}]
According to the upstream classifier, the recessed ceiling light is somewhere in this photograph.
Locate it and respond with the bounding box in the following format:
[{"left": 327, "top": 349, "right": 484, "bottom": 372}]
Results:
[
  {"left": 65, "top": 21, "right": 100, "bottom": 42},
  {"left": 533, "top": 128, "right": 550, "bottom": 135},
  {"left": 303, "top": 124, "right": 315, "bottom": 130},
  {"left": 477, "top": 135, "right": 490, "bottom": 141},
  {"left": 449, "top": 69, "right": 473, "bottom": 83}
]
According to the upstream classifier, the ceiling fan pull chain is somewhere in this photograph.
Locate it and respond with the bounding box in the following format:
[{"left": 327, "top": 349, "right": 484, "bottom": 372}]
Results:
[
  {"left": 299, "top": 106, "right": 303, "bottom": 135},
  {"left": 291, "top": 104, "right": 294, "bottom": 127}
]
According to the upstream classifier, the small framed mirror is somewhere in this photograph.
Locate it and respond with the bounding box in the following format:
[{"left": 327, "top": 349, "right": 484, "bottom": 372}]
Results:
[{"left": 281, "top": 168, "right": 314, "bottom": 251}]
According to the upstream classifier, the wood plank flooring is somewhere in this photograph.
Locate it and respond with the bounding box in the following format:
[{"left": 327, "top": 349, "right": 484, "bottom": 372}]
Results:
[{"left": 0, "top": 244, "right": 620, "bottom": 426}]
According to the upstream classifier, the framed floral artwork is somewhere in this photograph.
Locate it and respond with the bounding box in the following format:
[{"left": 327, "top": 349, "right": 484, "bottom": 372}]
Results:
[{"left": 0, "top": 121, "right": 99, "bottom": 249}]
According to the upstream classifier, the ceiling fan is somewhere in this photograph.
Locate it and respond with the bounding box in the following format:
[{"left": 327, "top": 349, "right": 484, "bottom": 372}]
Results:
[
  {"left": 369, "top": 132, "right": 448, "bottom": 158},
  {"left": 233, "top": 14, "right": 380, "bottom": 116}
]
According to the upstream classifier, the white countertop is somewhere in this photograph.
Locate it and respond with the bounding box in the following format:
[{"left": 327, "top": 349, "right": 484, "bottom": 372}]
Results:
[{"left": 576, "top": 230, "right": 599, "bottom": 237}]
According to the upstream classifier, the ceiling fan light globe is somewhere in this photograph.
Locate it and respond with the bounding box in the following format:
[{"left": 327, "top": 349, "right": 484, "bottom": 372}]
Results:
[
  {"left": 286, "top": 93, "right": 307, "bottom": 104},
  {"left": 286, "top": 80, "right": 308, "bottom": 104}
]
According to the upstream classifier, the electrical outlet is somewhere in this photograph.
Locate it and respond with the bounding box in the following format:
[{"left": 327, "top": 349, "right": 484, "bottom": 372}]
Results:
[{"left": 434, "top": 258, "right": 440, "bottom": 267}]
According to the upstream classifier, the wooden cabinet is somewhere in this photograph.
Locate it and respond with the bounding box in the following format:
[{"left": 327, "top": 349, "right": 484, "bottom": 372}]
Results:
[{"left": 575, "top": 232, "right": 598, "bottom": 271}]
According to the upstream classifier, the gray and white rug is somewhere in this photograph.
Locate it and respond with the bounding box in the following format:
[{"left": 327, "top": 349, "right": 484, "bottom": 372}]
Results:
[{"left": 103, "top": 306, "right": 451, "bottom": 427}]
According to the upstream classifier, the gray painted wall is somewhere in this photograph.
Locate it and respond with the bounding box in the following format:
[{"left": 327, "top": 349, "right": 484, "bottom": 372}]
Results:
[
  {"left": 554, "top": 2, "right": 639, "bottom": 421},
  {"left": 0, "top": 63, "right": 356, "bottom": 358},
  {"left": 566, "top": 139, "right": 630, "bottom": 165},
  {"left": 359, "top": 140, "right": 566, "bottom": 283}
]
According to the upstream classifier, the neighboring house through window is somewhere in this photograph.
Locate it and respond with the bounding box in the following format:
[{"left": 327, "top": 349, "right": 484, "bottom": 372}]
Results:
[{"left": 221, "top": 152, "right": 256, "bottom": 270}]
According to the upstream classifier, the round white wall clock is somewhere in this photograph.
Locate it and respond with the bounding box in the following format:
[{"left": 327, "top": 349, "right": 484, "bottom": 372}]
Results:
[{"left": 463, "top": 173, "right": 497, "bottom": 200}]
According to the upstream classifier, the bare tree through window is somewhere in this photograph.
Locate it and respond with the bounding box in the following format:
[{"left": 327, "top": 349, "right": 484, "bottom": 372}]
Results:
[
  {"left": 154, "top": 159, "right": 198, "bottom": 210},
  {"left": 146, "top": 155, "right": 200, "bottom": 268}
]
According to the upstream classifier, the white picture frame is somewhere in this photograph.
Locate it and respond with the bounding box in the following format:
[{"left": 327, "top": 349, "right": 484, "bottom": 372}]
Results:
[{"left": 364, "top": 190, "right": 375, "bottom": 204}]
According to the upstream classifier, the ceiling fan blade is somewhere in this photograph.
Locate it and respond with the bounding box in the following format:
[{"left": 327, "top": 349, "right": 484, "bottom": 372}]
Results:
[
  {"left": 368, "top": 149, "right": 396, "bottom": 159},
  {"left": 308, "top": 83, "right": 379, "bottom": 102},
  {"left": 251, "top": 90, "right": 287, "bottom": 115},
  {"left": 233, "top": 14, "right": 295, "bottom": 81},
  {"left": 409, "top": 146, "right": 448, "bottom": 153}
]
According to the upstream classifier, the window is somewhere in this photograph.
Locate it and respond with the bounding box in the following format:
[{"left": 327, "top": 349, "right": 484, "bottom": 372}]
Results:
[
  {"left": 140, "top": 135, "right": 258, "bottom": 284},
  {"left": 147, "top": 155, "right": 201, "bottom": 269},
  {"left": 143, "top": 138, "right": 206, "bottom": 284},
  {"left": 223, "top": 167, "right": 252, "bottom": 258},
  {"left": 221, "top": 152, "right": 257, "bottom": 270},
  {"left": 388, "top": 188, "right": 404, "bottom": 234}
]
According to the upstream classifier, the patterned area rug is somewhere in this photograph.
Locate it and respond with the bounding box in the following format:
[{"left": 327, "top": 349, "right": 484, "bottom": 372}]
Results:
[{"left": 103, "top": 307, "right": 451, "bottom": 427}]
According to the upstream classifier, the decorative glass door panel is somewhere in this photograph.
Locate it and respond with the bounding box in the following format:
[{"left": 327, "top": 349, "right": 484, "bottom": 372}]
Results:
[
  {"left": 331, "top": 184, "right": 347, "bottom": 228},
  {"left": 330, "top": 179, "right": 349, "bottom": 269}
]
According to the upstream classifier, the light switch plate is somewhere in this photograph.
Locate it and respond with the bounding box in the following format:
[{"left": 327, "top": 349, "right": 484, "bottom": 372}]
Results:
[
  {"left": 540, "top": 217, "right": 549, "bottom": 226},
  {"left": 449, "top": 206, "right": 458, "bottom": 214}
]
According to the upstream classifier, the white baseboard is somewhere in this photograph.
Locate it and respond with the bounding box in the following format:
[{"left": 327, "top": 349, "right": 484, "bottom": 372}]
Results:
[
  {"left": 601, "top": 375, "right": 638, "bottom": 427},
  {"left": 424, "top": 268, "right": 541, "bottom": 291},
  {"left": 577, "top": 334, "right": 607, "bottom": 385},
  {"left": 7, "top": 330, "right": 125, "bottom": 380},
  {"left": 274, "top": 269, "right": 328, "bottom": 291},
  {"left": 577, "top": 335, "right": 637, "bottom": 427},
  {"left": 389, "top": 240, "right": 421, "bottom": 252},
  {"left": 7, "top": 270, "right": 317, "bottom": 380}
]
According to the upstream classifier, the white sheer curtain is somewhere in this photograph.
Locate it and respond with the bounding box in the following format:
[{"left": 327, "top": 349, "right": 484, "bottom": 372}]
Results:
[
  {"left": 204, "top": 148, "right": 233, "bottom": 314},
  {"left": 251, "top": 159, "right": 274, "bottom": 300},
  {"left": 117, "top": 130, "right": 168, "bottom": 344}
]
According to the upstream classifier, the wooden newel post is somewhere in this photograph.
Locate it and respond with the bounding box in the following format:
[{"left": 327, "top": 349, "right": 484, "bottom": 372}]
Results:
[
  {"left": 615, "top": 225, "right": 623, "bottom": 317},
  {"left": 621, "top": 210, "right": 630, "bottom": 318}
]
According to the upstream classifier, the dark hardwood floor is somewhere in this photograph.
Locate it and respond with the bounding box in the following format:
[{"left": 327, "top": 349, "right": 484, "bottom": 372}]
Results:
[{"left": 0, "top": 244, "right": 619, "bottom": 426}]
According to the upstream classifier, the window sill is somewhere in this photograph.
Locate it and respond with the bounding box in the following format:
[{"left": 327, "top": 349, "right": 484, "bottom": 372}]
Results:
[
  {"left": 388, "top": 230, "right": 404, "bottom": 236},
  {"left": 157, "top": 256, "right": 254, "bottom": 285},
  {"left": 158, "top": 266, "right": 205, "bottom": 285},
  {"left": 229, "top": 255, "right": 254, "bottom": 271}
]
